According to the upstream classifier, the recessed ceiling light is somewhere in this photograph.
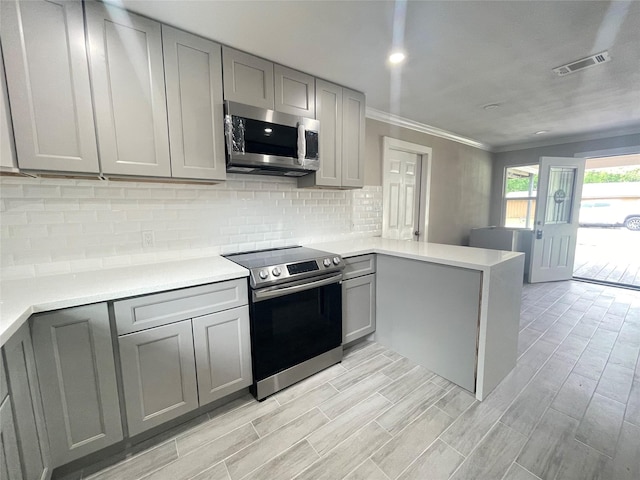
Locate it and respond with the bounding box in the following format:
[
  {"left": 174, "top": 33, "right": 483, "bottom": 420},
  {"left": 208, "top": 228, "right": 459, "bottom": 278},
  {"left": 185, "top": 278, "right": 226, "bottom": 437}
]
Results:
[
  {"left": 534, "top": 130, "right": 549, "bottom": 135},
  {"left": 388, "top": 51, "right": 406, "bottom": 64},
  {"left": 483, "top": 103, "right": 500, "bottom": 111}
]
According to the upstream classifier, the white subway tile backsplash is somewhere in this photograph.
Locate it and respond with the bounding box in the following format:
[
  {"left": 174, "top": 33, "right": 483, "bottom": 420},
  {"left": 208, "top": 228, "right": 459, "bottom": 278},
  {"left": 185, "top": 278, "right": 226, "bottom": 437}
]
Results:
[
  {"left": 0, "top": 175, "right": 382, "bottom": 279},
  {"left": 23, "top": 184, "right": 60, "bottom": 198}
]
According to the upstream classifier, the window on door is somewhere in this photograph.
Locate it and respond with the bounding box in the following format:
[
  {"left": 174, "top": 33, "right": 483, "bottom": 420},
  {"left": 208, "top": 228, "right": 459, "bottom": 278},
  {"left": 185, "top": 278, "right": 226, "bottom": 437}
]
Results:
[{"left": 503, "top": 165, "right": 539, "bottom": 228}]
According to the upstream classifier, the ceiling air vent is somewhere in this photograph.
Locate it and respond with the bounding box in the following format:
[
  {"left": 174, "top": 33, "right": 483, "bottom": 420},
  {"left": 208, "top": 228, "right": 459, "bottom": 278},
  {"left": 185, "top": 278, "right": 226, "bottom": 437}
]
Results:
[{"left": 553, "top": 51, "right": 611, "bottom": 76}]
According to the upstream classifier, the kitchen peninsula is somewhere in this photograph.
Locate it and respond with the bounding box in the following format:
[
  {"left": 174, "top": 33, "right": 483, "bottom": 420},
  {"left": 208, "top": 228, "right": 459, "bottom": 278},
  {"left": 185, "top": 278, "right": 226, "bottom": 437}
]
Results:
[{"left": 310, "top": 238, "right": 525, "bottom": 400}]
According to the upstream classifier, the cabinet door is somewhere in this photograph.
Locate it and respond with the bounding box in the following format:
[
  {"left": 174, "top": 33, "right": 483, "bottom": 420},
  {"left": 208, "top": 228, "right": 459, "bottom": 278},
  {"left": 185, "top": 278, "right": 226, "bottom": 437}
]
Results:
[
  {"left": 163, "top": 26, "right": 226, "bottom": 181},
  {"left": 4, "top": 324, "right": 50, "bottom": 480},
  {"left": 0, "top": 397, "right": 23, "bottom": 480},
  {"left": 222, "top": 47, "right": 274, "bottom": 109},
  {"left": 32, "top": 304, "right": 123, "bottom": 467},
  {"left": 85, "top": 1, "right": 171, "bottom": 177},
  {"left": 193, "top": 306, "right": 252, "bottom": 406},
  {"left": 0, "top": 0, "right": 99, "bottom": 173},
  {"left": 274, "top": 65, "right": 315, "bottom": 118},
  {"left": 299, "top": 80, "right": 342, "bottom": 188},
  {"left": 0, "top": 47, "right": 18, "bottom": 172},
  {"left": 341, "top": 88, "right": 366, "bottom": 188},
  {"left": 0, "top": 350, "right": 7, "bottom": 403},
  {"left": 119, "top": 320, "right": 198, "bottom": 436},
  {"left": 343, "top": 274, "right": 376, "bottom": 344}
]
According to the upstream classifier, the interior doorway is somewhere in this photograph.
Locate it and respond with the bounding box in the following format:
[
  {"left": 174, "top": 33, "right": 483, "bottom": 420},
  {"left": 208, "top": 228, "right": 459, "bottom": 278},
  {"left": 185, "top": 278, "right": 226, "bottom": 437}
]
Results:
[
  {"left": 572, "top": 153, "right": 640, "bottom": 288},
  {"left": 381, "top": 137, "right": 432, "bottom": 241}
]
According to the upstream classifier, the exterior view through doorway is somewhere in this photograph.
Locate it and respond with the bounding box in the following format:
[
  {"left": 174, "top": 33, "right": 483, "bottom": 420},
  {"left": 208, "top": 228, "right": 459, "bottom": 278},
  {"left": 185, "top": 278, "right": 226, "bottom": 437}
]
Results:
[{"left": 504, "top": 153, "right": 640, "bottom": 288}]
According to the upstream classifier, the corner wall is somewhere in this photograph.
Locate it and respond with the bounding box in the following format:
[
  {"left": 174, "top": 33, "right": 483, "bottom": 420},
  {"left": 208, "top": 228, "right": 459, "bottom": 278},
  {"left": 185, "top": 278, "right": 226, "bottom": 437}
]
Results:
[{"left": 365, "top": 119, "right": 493, "bottom": 245}]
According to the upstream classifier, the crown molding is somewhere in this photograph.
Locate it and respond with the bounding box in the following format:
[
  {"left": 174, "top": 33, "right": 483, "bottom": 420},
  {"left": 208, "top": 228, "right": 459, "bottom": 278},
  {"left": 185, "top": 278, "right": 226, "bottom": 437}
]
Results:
[
  {"left": 365, "top": 107, "right": 490, "bottom": 151},
  {"left": 493, "top": 124, "right": 640, "bottom": 153}
]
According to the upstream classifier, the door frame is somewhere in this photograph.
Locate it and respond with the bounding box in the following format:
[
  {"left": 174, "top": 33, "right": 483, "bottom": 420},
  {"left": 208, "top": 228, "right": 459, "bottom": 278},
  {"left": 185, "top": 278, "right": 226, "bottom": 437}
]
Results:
[{"left": 382, "top": 137, "right": 432, "bottom": 241}]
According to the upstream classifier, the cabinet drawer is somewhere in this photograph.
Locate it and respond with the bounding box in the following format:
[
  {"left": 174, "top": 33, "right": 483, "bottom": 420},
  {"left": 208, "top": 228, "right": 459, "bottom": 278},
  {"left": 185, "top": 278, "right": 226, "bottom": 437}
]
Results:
[
  {"left": 114, "top": 279, "right": 248, "bottom": 335},
  {"left": 343, "top": 255, "right": 376, "bottom": 280}
]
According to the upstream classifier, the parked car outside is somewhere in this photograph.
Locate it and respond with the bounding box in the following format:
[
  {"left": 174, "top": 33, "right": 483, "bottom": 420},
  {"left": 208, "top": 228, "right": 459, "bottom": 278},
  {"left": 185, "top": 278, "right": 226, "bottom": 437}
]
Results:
[{"left": 579, "top": 200, "right": 640, "bottom": 230}]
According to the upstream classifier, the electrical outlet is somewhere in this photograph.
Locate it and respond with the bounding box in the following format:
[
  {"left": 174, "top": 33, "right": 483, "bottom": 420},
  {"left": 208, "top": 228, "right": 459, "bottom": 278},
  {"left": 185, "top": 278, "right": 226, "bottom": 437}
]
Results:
[{"left": 142, "top": 230, "right": 154, "bottom": 248}]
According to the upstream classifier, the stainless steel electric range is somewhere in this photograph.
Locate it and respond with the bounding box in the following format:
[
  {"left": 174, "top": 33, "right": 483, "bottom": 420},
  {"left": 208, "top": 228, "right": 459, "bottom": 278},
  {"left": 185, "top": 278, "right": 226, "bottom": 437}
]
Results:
[{"left": 224, "top": 246, "right": 344, "bottom": 400}]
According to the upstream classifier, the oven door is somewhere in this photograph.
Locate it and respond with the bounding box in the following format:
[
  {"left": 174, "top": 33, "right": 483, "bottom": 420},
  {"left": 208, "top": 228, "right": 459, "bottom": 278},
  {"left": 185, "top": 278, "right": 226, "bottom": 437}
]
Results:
[{"left": 250, "top": 273, "right": 342, "bottom": 383}]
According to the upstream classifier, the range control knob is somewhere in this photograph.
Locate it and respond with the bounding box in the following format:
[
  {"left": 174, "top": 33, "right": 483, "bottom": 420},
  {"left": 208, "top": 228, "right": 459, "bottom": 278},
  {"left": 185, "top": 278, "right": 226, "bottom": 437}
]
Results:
[
  {"left": 323, "top": 258, "right": 331, "bottom": 267},
  {"left": 272, "top": 267, "right": 282, "bottom": 277},
  {"left": 333, "top": 257, "right": 341, "bottom": 265},
  {"left": 259, "top": 269, "right": 269, "bottom": 280}
]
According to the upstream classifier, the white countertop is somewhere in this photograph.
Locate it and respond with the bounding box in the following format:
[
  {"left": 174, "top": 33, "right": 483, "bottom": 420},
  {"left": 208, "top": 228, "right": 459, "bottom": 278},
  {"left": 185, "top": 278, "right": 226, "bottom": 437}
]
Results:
[
  {"left": 0, "top": 255, "right": 248, "bottom": 346},
  {"left": 309, "top": 237, "right": 523, "bottom": 271},
  {"left": 1, "top": 237, "right": 523, "bottom": 347}
]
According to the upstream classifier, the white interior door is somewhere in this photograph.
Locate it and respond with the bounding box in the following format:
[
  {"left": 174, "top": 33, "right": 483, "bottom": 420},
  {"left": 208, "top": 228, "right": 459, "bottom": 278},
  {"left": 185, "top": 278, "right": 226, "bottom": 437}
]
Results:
[
  {"left": 382, "top": 137, "right": 431, "bottom": 241},
  {"left": 529, "top": 156, "right": 586, "bottom": 283}
]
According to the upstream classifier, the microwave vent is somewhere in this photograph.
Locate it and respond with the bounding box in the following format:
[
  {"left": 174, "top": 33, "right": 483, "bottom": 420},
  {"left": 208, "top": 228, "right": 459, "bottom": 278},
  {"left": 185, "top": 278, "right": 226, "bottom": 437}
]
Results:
[{"left": 553, "top": 51, "right": 610, "bottom": 76}]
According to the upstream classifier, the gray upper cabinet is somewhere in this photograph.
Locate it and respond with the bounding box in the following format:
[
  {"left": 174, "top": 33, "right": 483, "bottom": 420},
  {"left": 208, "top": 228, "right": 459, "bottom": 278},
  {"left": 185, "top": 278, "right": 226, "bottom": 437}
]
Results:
[
  {"left": 193, "top": 306, "right": 252, "bottom": 406},
  {"left": 0, "top": 48, "right": 18, "bottom": 172},
  {"left": 222, "top": 47, "right": 275, "bottom": 109},
  {"left": 4, "top": 324, "right": 50, "bottom": 480},
  {"left": 119, "top": 320, "right": 199, "bottom": 436},
  {"left": 1, "top": 397, "right": 23, "bottom": 480},
  {"left": 31, "top": 304, "right": 123, "bottom": 467},
  {"left": 0, "top": 350, "right": 7, "bottom": 402},
  {"left": 299, "top": 81, "right": 365, "bottom": 189},
  {"left": 341, "top": 88, "right": 366, "bottom": 188},
  {"left": 163, "top": 26, "right": 226, "bottom": 181},
  {"left": 0, "top": 0, "right": 99, "bottom": 174},
  {"left": 85, "top": 1, "right": 171, "bottom": 177},
  {"left": 274, "top": 65, "right": 315, "bottom": 118},
  {"left": 299, "top": 80, "right": 343, "bottom": 188}
]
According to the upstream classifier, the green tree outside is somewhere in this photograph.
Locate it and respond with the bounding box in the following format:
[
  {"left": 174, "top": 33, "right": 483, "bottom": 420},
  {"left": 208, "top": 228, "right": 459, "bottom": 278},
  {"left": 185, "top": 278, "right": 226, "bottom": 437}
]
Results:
[{"left": 506, "top": 169, "right": 640, "bottom": 194}]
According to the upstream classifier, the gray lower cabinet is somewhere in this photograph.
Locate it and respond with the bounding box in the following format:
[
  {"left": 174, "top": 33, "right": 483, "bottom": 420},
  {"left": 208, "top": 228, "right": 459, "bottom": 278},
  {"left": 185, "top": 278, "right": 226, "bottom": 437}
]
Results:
[
  {"left": 193, "top": 306, "right": 252, "bottom": 405},
  {"left": 4, "top": 324, "right": 51, "bottom": 480},
  {"left": 119, "top": 320, "right": 199, "bottom": 437},
  {"left": 342, "top": 255, "right": 377, "bottom": 344},
  {"left": 31, "top": 304, "right": 123, "bottom": 467},
  {"left": 0, "top": 0, "right": 99, "bottom": 174},
  {"left": 0, "top": 397, "right": 23, "bottom": 480},
  {"left": 343, "top": 275, "right": 377, "bottom": 344},
  {"left": 85, "top": 0, "right": 171, "bottom": 177},
  {"left": 162, "top": 25, "right": 226, "bottom": 181}
]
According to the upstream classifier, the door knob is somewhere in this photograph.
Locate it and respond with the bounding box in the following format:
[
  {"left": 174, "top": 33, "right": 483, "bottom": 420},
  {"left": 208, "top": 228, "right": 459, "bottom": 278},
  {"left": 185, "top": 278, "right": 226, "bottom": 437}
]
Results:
[{"left": 414, "top": 231, "right": 420, "bottom": 236}]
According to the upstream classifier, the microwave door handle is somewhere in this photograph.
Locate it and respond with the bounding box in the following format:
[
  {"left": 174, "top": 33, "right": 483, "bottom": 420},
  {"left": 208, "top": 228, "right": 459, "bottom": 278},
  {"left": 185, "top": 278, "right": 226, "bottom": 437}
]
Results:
[{"left": 297, "top": 123, "right": 306, "bottom": 165}]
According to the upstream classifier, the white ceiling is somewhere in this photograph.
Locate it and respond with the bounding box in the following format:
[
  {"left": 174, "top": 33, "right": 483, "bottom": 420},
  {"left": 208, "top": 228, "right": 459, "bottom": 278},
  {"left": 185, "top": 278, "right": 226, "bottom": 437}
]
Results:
[{"left": 116, "top": 0, "right": 640, "bottom": 150}]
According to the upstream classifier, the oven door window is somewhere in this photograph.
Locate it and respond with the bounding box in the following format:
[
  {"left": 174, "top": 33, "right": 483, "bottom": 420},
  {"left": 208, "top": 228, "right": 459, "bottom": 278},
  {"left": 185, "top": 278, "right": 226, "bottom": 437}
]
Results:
[{"left": 250, "top": 283, "right": 342, "bottom": 381}]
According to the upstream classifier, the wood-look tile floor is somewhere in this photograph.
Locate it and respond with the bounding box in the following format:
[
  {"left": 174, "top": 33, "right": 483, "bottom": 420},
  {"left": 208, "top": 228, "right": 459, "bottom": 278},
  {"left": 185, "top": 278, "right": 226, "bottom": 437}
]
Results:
[{"left": 80, "top": 280, "right": 640, "bottom": 480}]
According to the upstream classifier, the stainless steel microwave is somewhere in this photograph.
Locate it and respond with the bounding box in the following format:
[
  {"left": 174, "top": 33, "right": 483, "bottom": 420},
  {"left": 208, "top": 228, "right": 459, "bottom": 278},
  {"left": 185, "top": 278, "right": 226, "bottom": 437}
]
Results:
[{"left": 224, "top": 101, "right": 319, "bottom": 177}]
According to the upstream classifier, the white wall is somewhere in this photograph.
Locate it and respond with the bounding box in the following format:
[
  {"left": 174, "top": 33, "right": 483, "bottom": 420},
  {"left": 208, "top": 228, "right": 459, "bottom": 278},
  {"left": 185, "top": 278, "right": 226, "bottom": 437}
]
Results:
[{"left": 0, "top": 175, "right": 382, "bottom": 280}]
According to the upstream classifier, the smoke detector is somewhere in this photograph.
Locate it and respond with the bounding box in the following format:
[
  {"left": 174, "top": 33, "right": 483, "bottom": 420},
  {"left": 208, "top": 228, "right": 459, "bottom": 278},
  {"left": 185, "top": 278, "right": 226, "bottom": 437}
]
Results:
[{"left": 553, "top": 51, "right": 610, "bottom": 76}]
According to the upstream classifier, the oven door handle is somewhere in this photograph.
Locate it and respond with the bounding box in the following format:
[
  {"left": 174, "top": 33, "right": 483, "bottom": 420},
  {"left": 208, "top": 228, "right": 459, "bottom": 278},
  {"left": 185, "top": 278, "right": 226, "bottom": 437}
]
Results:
[{"left": 252, "top": 273, "right": 343, "bottom": 302}]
